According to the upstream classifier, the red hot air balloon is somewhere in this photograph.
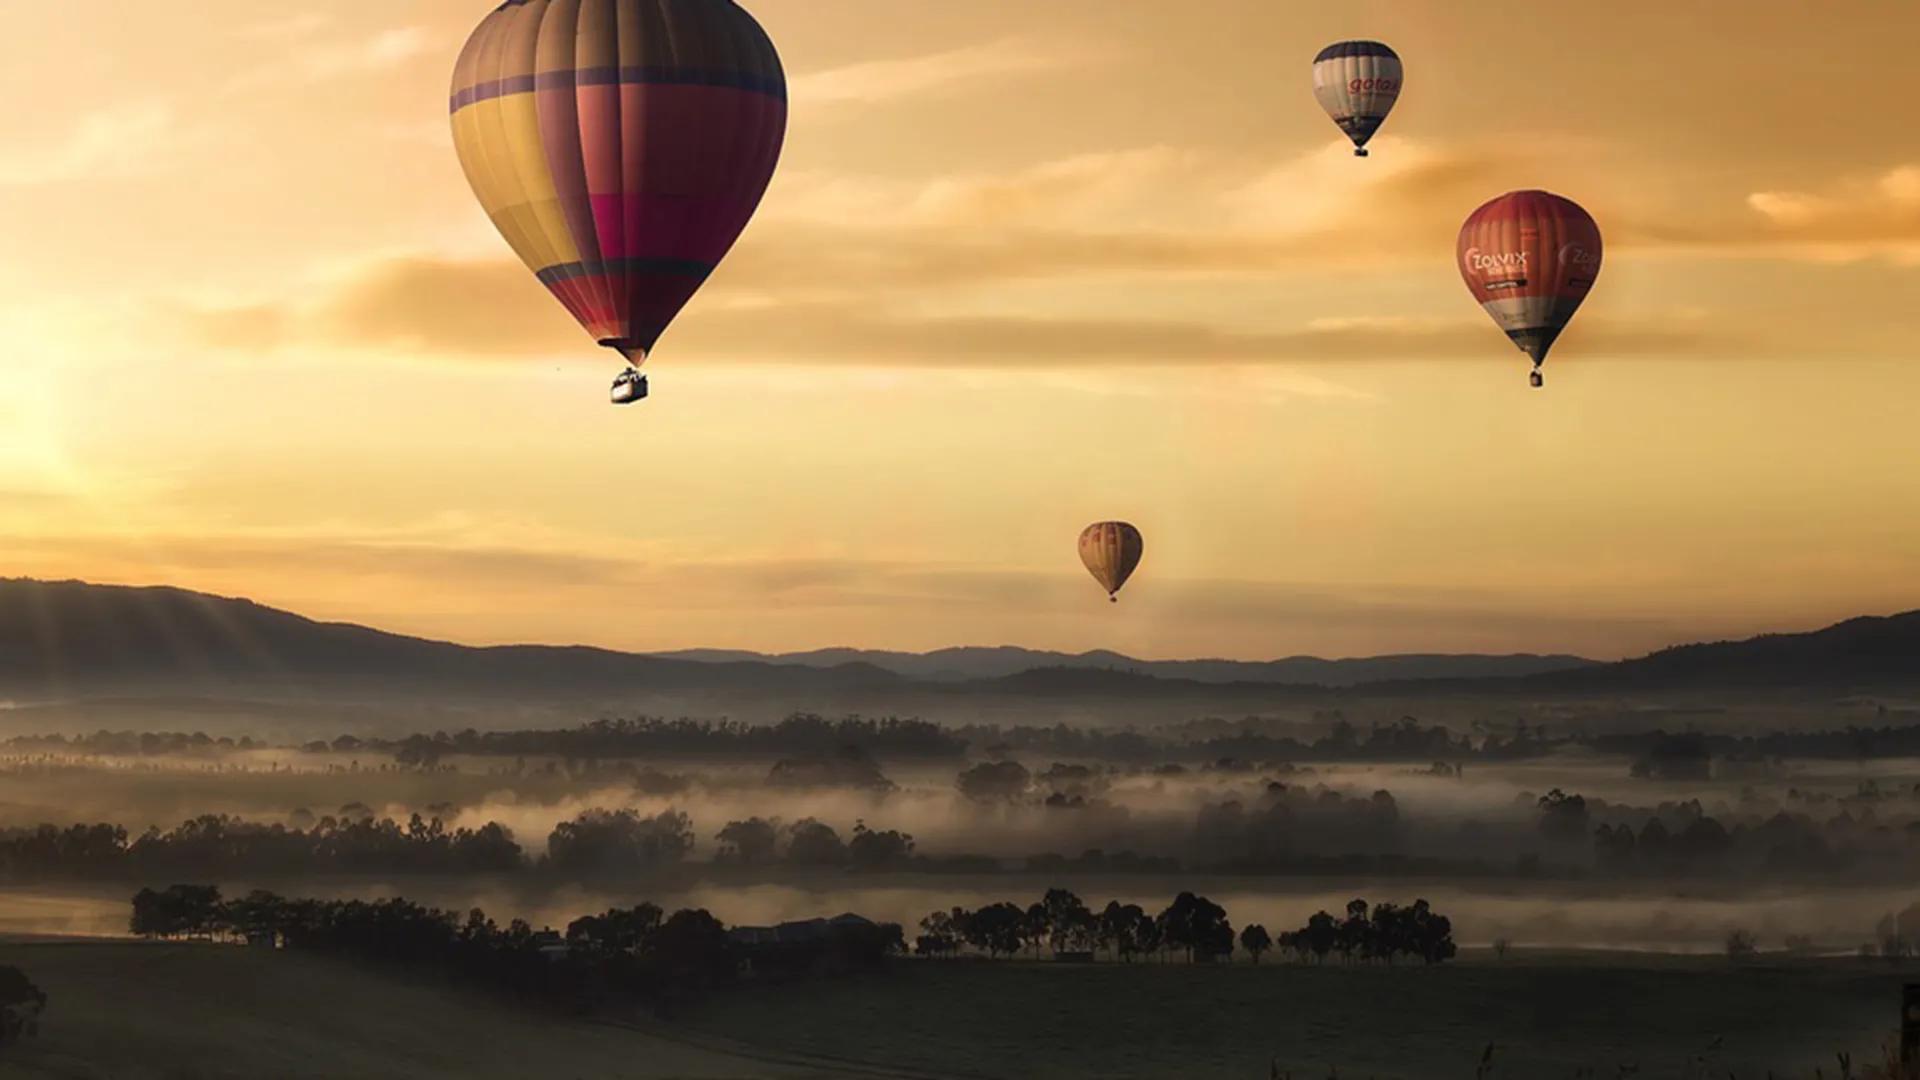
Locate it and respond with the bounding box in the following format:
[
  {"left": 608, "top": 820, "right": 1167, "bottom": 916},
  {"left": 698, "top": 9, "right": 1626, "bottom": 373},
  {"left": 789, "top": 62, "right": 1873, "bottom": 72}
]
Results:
[
  {"left": 450, "top": 0, "right": 788, "bottom": 405},
  {"left": 1457, "top": 191, "right": 1603, "bottom": 388},
  {"left": 1079, "top": 522, "right": 1144, "bottom": 603}
]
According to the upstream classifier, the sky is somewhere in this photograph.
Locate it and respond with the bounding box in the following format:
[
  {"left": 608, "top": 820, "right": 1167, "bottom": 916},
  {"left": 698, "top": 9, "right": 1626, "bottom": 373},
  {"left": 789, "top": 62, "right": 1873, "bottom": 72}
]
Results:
[{"left": 2, "top": 1, "right": 1919, "bottom": 661}]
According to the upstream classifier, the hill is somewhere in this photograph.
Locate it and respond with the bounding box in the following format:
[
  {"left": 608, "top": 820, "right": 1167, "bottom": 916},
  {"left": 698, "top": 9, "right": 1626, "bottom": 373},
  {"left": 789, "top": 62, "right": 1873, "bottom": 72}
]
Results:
[
  {"left": 0, "top": 578, "right": 899, "bottom": 702},
  {"left": 1514, "top": 610, "right": 1920, "bottom": 694},
  {"left": 654, "top": 645, "right": 1599, "bottom": 686},
  {"left": 2, "top": 578, "right": 1916, "bottom": 710}
]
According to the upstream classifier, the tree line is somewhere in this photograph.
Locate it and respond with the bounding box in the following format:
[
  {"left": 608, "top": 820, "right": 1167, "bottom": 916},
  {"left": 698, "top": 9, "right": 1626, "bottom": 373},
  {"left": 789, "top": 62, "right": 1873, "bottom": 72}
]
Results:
[
  {"left": 383, "top": 715, "right": 967, "bottom": 767},
  {"left": 128, "top": 884, "right": 864, "bottom": 1015},
  {"left": 20, "top": 716, "right": 1920, "bottom": 770},
  {"left": 912, "top": 887, "right": 1456, "bottom": 966},
  {"left": 120, "top": 882, "right": 1448, "bottom": 1023},
  {"left": 1531, "top": 789, "right": 1919, "bottom": 880}
]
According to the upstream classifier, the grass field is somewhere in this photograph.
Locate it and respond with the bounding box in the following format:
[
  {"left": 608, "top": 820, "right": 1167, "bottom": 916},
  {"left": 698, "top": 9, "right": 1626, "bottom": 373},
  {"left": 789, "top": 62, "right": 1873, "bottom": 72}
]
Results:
[
  {"left": 0, "top": 939, "right": 834, "bottom": 1080},
  {"left": 680, "top": 952, "right": 1912, "bottom": 1080},
  {"left": 0, "top": 941, "right": 1907, "bottom": 1079}
]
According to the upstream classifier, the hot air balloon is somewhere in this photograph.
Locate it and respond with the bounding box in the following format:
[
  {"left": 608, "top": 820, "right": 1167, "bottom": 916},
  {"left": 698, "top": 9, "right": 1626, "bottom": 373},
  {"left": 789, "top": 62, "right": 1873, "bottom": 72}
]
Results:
[
  {"left": 1456, "top": 191, "right": 1603, "bottom": 388},
  {"left": 450, "top": 0, "right": 788, "bottom": 405},
  {"left": 1079, "top": 522, "right": 1144, "bottom": 603},
  {"left": 1312, "top": 41, "right": 1402, "bottom": 158}
]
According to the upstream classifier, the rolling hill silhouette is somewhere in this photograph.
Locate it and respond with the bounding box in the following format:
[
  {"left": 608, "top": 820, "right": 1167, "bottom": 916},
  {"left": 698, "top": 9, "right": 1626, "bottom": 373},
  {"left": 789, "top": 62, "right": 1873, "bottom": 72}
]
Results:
[
  {"left": 653, "top": 645, "right": 1597, "bottom": 685},
  {"left": 0, "top": 578, "right": 899, "bottom": 701},
  {"left": 1, "top": 578, "right": 1915, "bottom": 705}
]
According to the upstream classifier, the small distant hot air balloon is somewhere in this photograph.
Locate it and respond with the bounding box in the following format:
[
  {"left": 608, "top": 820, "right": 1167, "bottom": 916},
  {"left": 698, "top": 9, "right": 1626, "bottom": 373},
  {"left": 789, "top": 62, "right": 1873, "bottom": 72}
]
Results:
[
  {"left": 1079, "top": 522, "right": 1144, "bottom": 603},
  {"left": 1457, "top": 191, "right": 1603, "bottom": 388},
  {"left": 1313, "top": 41, "right": 1402, "bottom": 157},
  {"left": 450, "top": 0, "right": 788, "bottom": 405}
]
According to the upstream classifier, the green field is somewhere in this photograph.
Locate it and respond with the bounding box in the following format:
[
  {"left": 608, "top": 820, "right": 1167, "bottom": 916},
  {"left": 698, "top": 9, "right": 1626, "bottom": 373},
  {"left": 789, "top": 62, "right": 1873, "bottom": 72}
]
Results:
[
  {"left": 0, "top": 939, "right": 832, "bottom": 1080},
  {"left": 0, "top": 941, "right": 1908, "bottom": 1079},
  {"left": 679, "top": 952, "right": 1911, "bottom": 1080}
]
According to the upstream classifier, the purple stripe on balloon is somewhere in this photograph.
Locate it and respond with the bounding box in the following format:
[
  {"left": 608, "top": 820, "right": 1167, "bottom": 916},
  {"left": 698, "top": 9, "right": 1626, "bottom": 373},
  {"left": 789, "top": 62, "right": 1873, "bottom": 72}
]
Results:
[{"left": 451, "top": 64, "right": 785, "bottom": 114}]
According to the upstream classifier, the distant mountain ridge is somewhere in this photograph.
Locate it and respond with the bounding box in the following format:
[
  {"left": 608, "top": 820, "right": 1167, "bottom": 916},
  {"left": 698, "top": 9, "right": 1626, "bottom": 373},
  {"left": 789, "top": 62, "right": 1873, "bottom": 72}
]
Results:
[
  {"left": 0, "top": 578, "right": 900, "bottom": 701},
  {"left": 1515, "top": 611, "right": 1920, "bottom": 692},
  {"left": 1, "top": 578, "right": 1917, "bottom": 707},
  {"left": 650, "top": 645, "right": 1600, "bottom": 686}
]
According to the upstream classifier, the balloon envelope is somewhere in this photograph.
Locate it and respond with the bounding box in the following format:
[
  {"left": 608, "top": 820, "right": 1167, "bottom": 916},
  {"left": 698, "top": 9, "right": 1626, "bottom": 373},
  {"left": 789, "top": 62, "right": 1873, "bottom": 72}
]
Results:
[
  {"left": 1312, "top": 41, "right": 1402, "bottom": 156},
  {"left": 450, "top": 0, "right": 787, "bottom": 368},
  {"left": 1456, "top": 190, "right": 1603, "bottom": 369},
  {"left": 1079, "top": 522, "right": 1144, "bottom": 601}
]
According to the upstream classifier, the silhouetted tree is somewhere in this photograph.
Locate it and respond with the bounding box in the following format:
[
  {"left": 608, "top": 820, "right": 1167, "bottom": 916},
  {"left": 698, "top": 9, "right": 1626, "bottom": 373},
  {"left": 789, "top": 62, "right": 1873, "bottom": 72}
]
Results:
[
  {"left": 1241, "top": 924, "right": 1272, "bottom": 964},
  {"left": 715, "top": 818, "right": 780, "bottom": 865},
  {"left": 546, "top": 809, "right": 692, "bottom": 875},
  {"left": 1157, "top": 892, "right": 1232, "bottom": 963},
  {"left": 958, "top": 903, "right": 1025, "bottom": 959},
  {"left": 1100, "top": 901, "right": 1147, "bottom": 962},
  {"left": 957, "top": 760, "right": 1031, "bottom": 801},
  {"left": 1536, "top": 789, "right": 1590, "bottom": 843},
  {"left": 847, "top": 823, "right": 915, "bottom": 870},
  {"left": 784, "top": 819, "right": 848, "bottom": 867},
  {"left": 0, "top": 967, "right": 46, "bottom": 1047}
]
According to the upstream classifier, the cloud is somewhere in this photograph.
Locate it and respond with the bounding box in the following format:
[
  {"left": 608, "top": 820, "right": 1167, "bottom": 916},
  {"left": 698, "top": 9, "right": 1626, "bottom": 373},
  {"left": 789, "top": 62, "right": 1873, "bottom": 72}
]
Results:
[
  {"left": 176, "top": 254, "right": 1722, "bottom": 368},
  {"left": 231, "top": 13, "right": 332, "bottom": 40},
  {"left": 165, "top": 140, "right": 1885, "bottom": 369},
  {"left": 0, "top": 530, "right": 636, "bottom": 596},
  {"left": 221, "top": 26, "right": 434, "bottom": 93},
  {"left": 789, "top": 37, "right": 1107, "bottom": 106},
  {"left": 7, "top": 526, "right": 1704, "bottom": 657},
  {"left": 0, "top": 103, "right": 185, "bottom": 187},
  {"left": 1739, "top": 164, "right": 1920, "bottom": 259}
]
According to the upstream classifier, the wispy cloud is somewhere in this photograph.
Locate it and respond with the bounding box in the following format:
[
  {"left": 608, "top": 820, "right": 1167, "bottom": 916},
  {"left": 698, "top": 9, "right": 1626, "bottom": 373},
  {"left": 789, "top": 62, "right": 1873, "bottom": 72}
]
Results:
[
  {"left": 222, "top": 25, "right": 435, "bottom": 93},
  {"left": 164, "top": 139, "right": 1909, "bottom": 370},
  {"left": 231, "top": 13, "right": 332, "bottom": 41},
  {"left": 175, "top": 254, "right": 1728, "bottom": 368},
  {"left": 790, "top": 36, "right": 1109, "bottom": 106},
  {"left": 1741, "top": 163, "right": 1920, "bottom": 261},
  {"left": 0, "top": 103, "right": 185, "bottom": 187}
]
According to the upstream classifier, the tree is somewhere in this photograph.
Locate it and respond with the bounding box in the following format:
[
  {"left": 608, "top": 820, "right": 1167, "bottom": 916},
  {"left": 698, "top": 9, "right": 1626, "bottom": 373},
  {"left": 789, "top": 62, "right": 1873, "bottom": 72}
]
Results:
[
  {"left": 1133, "top": 909, "right": 1164, "bottom": 963},
  {"left": 566, "top": 903, "right": 662, "bottom": 957},
  {"left": 957, "top": 761, "right": 1031, "bottom": 801},
  {"left": 1301, "top": 911, "right": 1336, "bottom": 964},
  {"left": 0, "top": 967, "right": 46, "bottom": 1047},
  {"left": 1335, "top": 899, "right": 1371, "bottom": 963},
  {"left": 546, "top": 809, "right": 693, "bottom": 875},
  {"left": 1099, "top": 901, "right": 1146, "bottom": 962},
  {"left": 960, "top": 903, "right": 1025, "bottom": 959},
  {"left": 650, "top": 908, "right": 734, "bottom": 991},
  {"left": 1040, "top": 889, "right": 1095, "bottom": 953},
  {"left": 1022, "top": 903, "right": 1050, "bottom": 959},
  {"left": 784, "top": 819, "right": 849, "bottom": 867},
  {"left": 766, "top": 745, "right": 895, "bottom": 792},
  {"left": 1536, "top": 789, "right": 1590, "bottom": 843},
  {"left": 130, "top": 884, "right": 224, "bottom": 939},
  {"left": 1241, "top": 924, "right": 1272, "bottom": 964},
  {"left": 1157, "top": 892, "right": 1232, "bottom": 963},
  {"left": 1725, "top": 928, "right": 1759, "bottom": 963},
  {"left": 847, "top": 823, "right": 915, "bottom": 870},
  {"left": 1630, "top": 733, "right": 1712, "bottom": 781},
  {"left": 916, "top": 910, "right": 961, "bottom": 958},
  {"left": 715, "top": 818, "right": 780, "bottom": 865}
]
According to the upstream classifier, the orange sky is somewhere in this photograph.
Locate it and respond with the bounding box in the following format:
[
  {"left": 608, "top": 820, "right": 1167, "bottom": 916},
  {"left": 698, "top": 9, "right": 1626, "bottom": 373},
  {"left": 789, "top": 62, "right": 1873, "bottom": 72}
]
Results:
[{"left": 2, "top": 1, "right": 1918, "bottom": 660}]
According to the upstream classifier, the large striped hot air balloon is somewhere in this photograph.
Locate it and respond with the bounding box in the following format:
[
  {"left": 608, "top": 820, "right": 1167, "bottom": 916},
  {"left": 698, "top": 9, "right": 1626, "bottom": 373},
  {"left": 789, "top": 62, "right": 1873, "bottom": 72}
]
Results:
[
  {"left": 1457, "top": 191, "right": 1603, "bottom": 388},
  {"left": 450, "top": 0, "right": 788, "bottom": 405},
  {"left": 1078, "top": 522, "right": 1144, "bottom": 603},
  {"left": 1312, "top": 41, "right": 1402, "bottom": 158}
]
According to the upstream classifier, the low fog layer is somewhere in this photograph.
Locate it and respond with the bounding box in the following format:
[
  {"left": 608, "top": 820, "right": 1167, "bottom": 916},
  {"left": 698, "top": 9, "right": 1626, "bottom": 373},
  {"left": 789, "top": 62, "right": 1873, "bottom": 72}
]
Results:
[{"left": 0, "top": 709, "right": 1913, "bottom": 953}]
